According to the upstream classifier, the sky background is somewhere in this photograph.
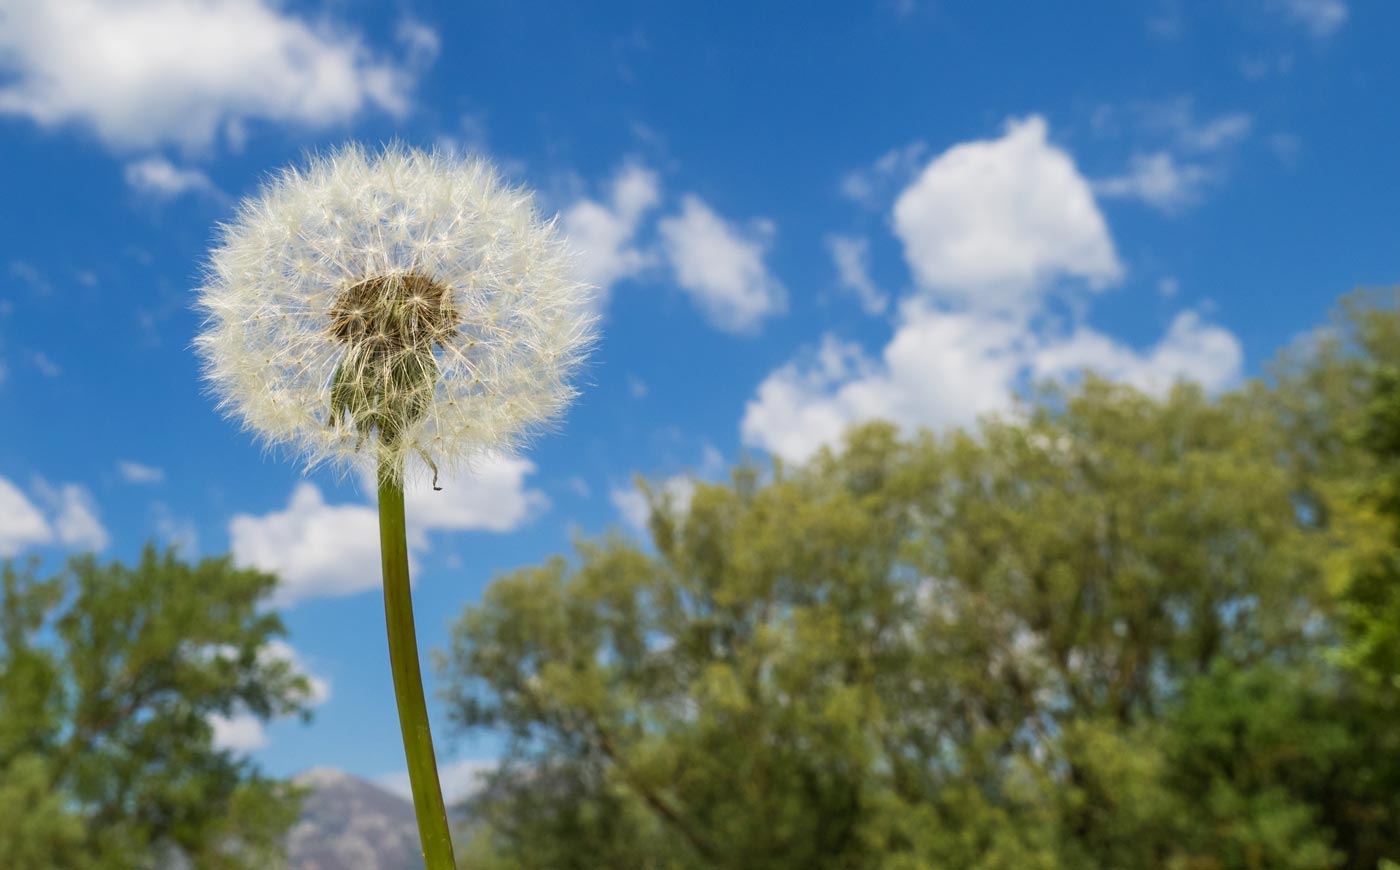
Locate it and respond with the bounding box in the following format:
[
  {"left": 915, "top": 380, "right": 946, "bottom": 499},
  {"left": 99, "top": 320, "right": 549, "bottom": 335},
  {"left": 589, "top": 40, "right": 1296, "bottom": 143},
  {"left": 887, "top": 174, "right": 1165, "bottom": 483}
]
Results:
[{"left": 0, "top": 0, "right": 1394, "bottom": 799}]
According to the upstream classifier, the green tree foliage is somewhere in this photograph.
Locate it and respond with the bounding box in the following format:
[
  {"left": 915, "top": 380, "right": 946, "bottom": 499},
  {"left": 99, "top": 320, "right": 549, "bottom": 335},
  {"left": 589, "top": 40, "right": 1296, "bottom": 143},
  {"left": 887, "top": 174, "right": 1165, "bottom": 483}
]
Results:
[
  {"left": 0, "top": 546, "right": 313, "bottom": 869},
  {"left": 1265, "top": 288, "right": 1400, "bottom": 693},
  {"left": 441, "top": 295, "right": 1400, "bottom": 868}
]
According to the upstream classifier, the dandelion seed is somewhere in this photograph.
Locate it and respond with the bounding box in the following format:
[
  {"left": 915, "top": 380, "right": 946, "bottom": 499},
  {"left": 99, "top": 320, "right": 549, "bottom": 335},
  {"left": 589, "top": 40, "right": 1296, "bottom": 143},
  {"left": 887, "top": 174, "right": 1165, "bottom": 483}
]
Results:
[
  {"left": 192, "top": 143, "right": 596, "bottom": 869},
  {"left": 194, "top": 143, "right": 595, "bottom": 485}
]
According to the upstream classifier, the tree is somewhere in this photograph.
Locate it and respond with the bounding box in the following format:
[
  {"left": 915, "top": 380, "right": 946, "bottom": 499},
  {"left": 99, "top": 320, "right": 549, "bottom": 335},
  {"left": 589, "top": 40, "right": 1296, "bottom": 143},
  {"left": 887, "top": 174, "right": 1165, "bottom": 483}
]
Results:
[
  {"left": 0, "top": 546, "right": 314, "bottom": 869},
  {"left": 440, "top": 368, "right": 1400, "bottom": 869}
]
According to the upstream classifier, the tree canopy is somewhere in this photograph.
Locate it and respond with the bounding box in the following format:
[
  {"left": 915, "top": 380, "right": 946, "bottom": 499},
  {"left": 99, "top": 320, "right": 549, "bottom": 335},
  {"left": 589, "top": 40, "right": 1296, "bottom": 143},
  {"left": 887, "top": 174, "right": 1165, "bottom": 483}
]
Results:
[
  {"left": 440, "top": 291, "right": 1400, "bottom": 869},
  {"left": 0, "top": 546, "right": 314, "bottom": 869}
]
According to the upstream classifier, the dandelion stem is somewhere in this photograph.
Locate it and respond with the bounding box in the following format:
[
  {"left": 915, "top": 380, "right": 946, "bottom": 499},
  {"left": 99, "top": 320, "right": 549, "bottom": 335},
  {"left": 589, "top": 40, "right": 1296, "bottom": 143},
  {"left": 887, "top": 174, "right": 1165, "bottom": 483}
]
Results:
[{"left": 377, "top": 455, "right": 457, "bottom": 869}]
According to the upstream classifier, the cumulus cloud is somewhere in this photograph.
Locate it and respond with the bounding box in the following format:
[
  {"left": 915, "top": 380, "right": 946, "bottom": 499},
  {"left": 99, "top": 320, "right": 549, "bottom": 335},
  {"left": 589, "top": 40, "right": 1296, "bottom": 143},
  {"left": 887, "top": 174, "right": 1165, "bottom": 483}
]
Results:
[
  {"left": 0, "top": 0, "right": 434, "bottom": 150},
  {"left": 207, "top": 638, "right": 330, "bottom": 753},
  {"left": 124, "top": 156, "right": 220, "bottom": 198},
  {"left": 380, "top": 758, "right": 495, "bottom": 804},
  {"left": 892, "top": 116, "right": 1122, "bottom": 311},
  {"left": 742, "top": 306, "right": 1242, "bottom": 463},
  {"left": 610, "top": 446, "right": 725, "bottom": 535},
  {"left": 1032, "top": 311, "right": 1243, "bottom": 394},
  {"left": 231, "top": 456, "right": 546, "bottom": 606},
  {"left": 403, "top": 455, "right": 549, "bottom": 534},
  {"left": 741, "top": 306, "right": 1027, "bottom": 462},
  {"left": 0, "top": 476, "right": 52, "bottom": 557},
  {"left": 610, "top": 476, "right": 698, "bottom": 536},
  {"left": 261, "top": 638, "right": 332, "bottom": 705},
  {"left": 51, "top": 487, "right": 109, "bottom": 551},
  {"left": 561, "top": 164, "right": 661, "bottom": 303},
  {"left": 826, "top": 234, "right": 888, "bottom": 315},
  {"left": 209, "top": 713, "right": 269, "bottom": 752},
  {"left": 0, "top": 477, "right": 109, "bottom": 556},
  {"left": 610, "top": 486, "right": 651, "bottom": 534},
  {"left": 230, "top": 483, "right": 392, "bottom": 607},
  {"left": 745, "top": 114, "right": 1243, "bottom": 463},
  {"left": 33, "top": 481, "right": 109, "bottom": 552},
  {"left": 659, "top": 195, "right": 787, "bottom": 333}
]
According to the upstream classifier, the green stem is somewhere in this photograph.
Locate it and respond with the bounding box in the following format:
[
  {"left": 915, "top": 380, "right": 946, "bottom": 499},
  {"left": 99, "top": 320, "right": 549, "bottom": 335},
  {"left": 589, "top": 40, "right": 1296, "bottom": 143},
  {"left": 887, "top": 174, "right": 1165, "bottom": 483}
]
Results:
[{"left": 378, "top": 455, "right": 457, "bottom": 869}]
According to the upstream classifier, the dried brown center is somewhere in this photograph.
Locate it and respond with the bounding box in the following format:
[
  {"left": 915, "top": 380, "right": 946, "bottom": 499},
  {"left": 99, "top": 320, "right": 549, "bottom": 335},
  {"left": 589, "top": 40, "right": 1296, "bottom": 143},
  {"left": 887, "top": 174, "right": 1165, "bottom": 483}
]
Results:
[
  {"left": 326, "top": 271, "right": 458, "bottom": 454},
  {"left": 329, "top": 271, "right": 458, "bottom": 352}
]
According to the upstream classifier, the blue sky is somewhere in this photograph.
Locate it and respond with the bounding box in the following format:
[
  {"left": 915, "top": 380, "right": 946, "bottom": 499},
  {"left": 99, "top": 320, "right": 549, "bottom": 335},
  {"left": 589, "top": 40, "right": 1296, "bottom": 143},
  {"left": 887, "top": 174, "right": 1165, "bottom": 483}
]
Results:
[{"left": 0, "top": 0, "right": 1393, "bottom": 798}]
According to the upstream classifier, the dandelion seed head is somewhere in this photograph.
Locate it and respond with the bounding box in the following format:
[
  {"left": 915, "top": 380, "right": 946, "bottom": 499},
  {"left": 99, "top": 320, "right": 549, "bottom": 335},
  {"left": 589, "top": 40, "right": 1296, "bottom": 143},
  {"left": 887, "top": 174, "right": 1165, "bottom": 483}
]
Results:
[{"left": 194, "top": 143, "right": 596, "bottom": 483}]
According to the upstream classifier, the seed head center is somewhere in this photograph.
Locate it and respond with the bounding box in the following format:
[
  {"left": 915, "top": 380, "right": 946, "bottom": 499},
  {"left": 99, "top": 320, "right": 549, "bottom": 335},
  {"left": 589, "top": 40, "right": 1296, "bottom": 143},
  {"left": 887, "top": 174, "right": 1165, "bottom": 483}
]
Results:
[
  {"left": 329, "top": 271, "right": 458, "bottom": 353},
  {"left": 326, "top": 271, "right": 459, "bottom": 453}
]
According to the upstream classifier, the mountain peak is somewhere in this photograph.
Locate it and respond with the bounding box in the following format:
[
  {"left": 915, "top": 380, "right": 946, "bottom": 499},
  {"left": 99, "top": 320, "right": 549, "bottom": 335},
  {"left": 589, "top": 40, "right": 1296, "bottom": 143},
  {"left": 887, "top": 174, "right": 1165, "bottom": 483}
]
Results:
[{"left": 288, "top": 767, "right": 422, "bottom": 870}]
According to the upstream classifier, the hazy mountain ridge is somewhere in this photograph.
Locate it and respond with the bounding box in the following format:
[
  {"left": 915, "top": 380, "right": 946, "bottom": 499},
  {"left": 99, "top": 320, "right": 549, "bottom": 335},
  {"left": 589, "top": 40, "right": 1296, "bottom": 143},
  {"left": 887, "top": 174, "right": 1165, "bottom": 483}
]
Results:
[{"left": 288, "top": 768, "right": 423, "bottom": 870}]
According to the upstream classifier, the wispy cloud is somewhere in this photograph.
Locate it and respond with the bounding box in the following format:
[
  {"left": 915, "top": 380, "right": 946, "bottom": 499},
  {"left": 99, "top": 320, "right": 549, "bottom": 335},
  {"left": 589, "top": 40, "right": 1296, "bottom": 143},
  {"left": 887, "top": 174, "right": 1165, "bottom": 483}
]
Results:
[
  {"left": 659, "top": 195, "right": 787, "bottom": 334},
  {"left": 124, "top": 157, "right": 222, "bottom": 199},
  {"left": 118, "top": 461, "right": 165, "bottom": 484}
]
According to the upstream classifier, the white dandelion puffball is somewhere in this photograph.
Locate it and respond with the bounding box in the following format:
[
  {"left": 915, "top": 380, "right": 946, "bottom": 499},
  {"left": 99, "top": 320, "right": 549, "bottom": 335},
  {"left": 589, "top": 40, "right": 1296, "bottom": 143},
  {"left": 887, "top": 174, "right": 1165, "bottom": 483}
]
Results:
[{"left": 195, "top": 144, "right": 595, "bottom": 483}]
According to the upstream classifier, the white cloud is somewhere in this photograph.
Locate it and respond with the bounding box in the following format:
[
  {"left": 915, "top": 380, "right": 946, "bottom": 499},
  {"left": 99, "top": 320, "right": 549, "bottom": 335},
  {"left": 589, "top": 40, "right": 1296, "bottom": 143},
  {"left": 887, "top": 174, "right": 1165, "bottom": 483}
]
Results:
[
  {"left": 1176, "top": 114, "right": 1252, "bottom": 154},
  {"left": 1278, "top": 0, "right": 1348, "bottom": 37},
  {"left": 119, "top": 460, "right": 165, "bottom": 484},
  {"left": 1095, "top": 152, "right": 1212, "bottom": 212},
  {"left": 892, "top": 116, "right": 1122, "bottom": 311},
  {"left": 124, "top": 156, "right": 220, "bottom": 198},
  {"left": 1033, "top": 311, "right": 1243, "bottom": 395},
  {"left": 827, "top": 235, "right": 888, "bottom": 315},
  {"left": 395, "top": 19, "right": 441, "bottom": 68},
  {"left": 659, "top": 195, "right": 787, "bottom": 333},
  {"left": 205, "top": 637, "right": 331, "bottom": 752},
  {"left": 209, "top": 713, "right": 268, "bottom": 752},
  {"left": 610, "top": 446, "right": 724, "bottom": 535},
  {"left": 841, "top": 141, "right": 928, "bottom": 207},
  {"left": 261, "top": 638, "right": 332, "bottom": 705},
  {"left": 741, "top": 305, "right": 1026, "bottom": 462},
  {"left": 561, "top": 164, "right": 661, "bottom": 302},
  {"left": 232, "top": 456, "right": 545, "bottom": 606},
  {"left": 610, "top": 482, "right": 681, "bottom": 536},
  {"left": 0, "top": 0, "right": 432, "bottom": 150},
  {"left": 34, "top": 481, "right": 109, "bottom": 552},
  {"left": 759, "top": 114, "right": 1242, "bottom": 463},
  {"left": 230, "top": 483, "right": 392, "bottom": 607},
  {"left": 0, "top": 476, "right": 52, "bottom": 556},
  {"left": 1141, "top": 99, "right": 1252, "bottom": 154},
  {"left": 404, "top": 455, "right": 549, "bottom": 534},
  {"left": 1094, "top": 101, "right": 1252, "bottom": 213},
  {"left": 610, "top": 485, "right": 647, "bottom": 532},
  {"left": 742, "top": 307, "right": 1242, "bottom": 463},
  {"left": 0, "top": 477, "right": 109, "bottom": 556},
  {"left": 379, "top": 758, "right": 495, "bottom": 804}
]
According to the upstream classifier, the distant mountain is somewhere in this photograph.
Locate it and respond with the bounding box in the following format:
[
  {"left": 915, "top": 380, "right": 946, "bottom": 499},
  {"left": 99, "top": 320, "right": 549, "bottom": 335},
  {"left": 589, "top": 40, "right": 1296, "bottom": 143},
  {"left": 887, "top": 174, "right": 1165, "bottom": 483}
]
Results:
[{"left": 287, "top": 768, "right": 423, "bottom": 870}]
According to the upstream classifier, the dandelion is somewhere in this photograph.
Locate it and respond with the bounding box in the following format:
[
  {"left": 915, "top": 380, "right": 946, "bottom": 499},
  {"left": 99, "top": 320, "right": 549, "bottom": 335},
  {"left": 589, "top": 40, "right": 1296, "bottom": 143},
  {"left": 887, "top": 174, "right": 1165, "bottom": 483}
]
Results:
[{"left": 194, "top": 144, "right": 595, "bottom": 868}]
